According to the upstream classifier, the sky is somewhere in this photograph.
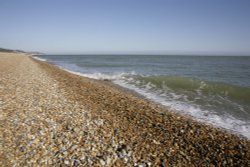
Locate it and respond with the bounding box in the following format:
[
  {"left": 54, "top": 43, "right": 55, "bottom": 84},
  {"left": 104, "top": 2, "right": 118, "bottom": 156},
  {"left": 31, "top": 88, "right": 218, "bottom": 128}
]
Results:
[{"left": 0, "top": 0, "right": 250, "bottom": 55}]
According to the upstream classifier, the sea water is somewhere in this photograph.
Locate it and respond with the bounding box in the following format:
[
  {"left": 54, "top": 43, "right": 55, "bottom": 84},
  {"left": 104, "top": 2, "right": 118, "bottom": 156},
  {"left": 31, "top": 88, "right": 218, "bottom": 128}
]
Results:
[{"left": 35, "top": 54, "right": 250, "bottom": 139}]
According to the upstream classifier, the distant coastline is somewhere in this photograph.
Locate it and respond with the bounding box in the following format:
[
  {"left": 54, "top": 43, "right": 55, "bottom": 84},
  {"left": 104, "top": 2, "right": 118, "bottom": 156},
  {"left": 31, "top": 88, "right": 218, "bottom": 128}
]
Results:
[{"left": 0, "top": 47, "right": 43, "bottom": 55}]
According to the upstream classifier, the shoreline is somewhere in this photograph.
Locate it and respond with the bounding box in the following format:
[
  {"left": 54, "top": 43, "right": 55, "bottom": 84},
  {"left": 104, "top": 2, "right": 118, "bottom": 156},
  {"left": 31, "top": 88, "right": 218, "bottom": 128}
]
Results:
[
  {"left": 1, "top": 53, "right": 249, "bottom": 166},
  {"left": 31, "top": 55, "right": 249, "bottom": 140}
]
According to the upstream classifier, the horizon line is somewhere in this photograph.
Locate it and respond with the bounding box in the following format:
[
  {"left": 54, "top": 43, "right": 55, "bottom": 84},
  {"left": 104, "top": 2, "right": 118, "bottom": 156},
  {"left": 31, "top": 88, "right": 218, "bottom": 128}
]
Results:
[{"left": 39, "top": 52, "right": 250, "bottom": 56}]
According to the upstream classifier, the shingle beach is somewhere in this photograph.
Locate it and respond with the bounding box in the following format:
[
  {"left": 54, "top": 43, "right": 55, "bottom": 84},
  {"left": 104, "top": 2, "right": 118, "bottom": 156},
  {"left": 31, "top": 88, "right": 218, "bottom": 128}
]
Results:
[{"left": 0, "top": 53, "right": 249, "bottom": 166}]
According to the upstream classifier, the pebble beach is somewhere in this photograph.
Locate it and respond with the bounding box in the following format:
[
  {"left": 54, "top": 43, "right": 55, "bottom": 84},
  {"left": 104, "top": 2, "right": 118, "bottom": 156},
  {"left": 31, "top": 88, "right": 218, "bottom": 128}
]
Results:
[{"left": 0, "top": 52, "right": 249, "bottom": 166}]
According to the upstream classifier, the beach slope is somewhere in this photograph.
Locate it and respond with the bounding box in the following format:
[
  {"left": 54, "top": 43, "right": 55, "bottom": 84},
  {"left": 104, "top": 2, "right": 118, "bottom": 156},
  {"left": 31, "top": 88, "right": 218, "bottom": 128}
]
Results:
[{"left": 0, "top": 53, "right": 249, "bottom": 166}]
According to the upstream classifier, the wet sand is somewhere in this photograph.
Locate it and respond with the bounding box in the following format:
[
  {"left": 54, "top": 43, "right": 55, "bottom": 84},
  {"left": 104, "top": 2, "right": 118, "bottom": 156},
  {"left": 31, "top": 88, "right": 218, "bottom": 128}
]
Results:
[{"left": 0, "top": 52, "right": 249, "bottom": 166}]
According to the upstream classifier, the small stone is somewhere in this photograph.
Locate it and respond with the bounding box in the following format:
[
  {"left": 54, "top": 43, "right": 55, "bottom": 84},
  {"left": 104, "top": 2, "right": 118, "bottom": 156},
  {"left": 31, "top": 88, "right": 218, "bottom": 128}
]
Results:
[
  {"left": 63, "top": 151, "right": 68, "bottom": 156},
  {"left": 80, "top": 155, "right": 86, "bottom": 161},
  {"left": 124, "top": 157, "right": 129, "bottom": 163},
  {"left": 100, "top": 159, "right": 105, "bottom": 165},
  {"left": 64, "top": 160, "right": 70, "bottom": 165},
  {"left": 114, "top": 128, "right": 120, "bottom": 135},
  {"left": 106, "top": 157, "right": 112, "bottom": 165},
  {"left": 70, "top": 145, "right": 78, "bottom": 151},
  {"left": 118, "top": 152, "right": 125, "bottom": 159},
  {"left": 153, "top": 140, "right": 160, "bottom": 145},
  {"left": 87, "top": 158, "right": 93, "bottom": 165},
  {"left": 147, "top": 162, "right": 152, "bottom": 166}
]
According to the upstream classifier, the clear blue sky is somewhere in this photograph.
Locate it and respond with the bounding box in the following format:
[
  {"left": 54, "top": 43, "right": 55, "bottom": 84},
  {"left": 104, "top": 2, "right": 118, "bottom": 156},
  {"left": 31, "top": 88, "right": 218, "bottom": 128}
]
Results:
[{"left": 0, "top": 0, "right": 250, "bottom": 55}]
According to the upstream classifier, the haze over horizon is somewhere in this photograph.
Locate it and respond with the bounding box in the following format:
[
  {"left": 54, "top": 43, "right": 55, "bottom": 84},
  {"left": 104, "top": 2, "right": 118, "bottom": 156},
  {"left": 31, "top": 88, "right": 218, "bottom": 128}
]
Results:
[{"left": 0, "top": 0, "right": 250, "bottom": 55}]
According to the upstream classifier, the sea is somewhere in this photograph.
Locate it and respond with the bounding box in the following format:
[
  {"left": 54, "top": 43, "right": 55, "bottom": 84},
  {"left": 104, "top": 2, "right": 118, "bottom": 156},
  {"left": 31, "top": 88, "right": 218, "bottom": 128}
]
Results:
[{"left": 35, "top": 54, "right": 250, "bottom": 139}]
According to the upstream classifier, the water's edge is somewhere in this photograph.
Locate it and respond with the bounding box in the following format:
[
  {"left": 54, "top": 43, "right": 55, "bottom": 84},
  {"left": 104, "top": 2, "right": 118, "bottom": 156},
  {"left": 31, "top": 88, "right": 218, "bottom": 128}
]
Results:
[{"left": 32, "top": 55, "right": 250, "bottom": 139}]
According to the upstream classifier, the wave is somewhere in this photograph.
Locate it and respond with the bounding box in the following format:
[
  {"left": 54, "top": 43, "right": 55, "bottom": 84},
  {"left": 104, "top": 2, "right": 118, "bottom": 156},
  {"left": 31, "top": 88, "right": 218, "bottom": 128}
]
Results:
[
  {"left": 32, "top": 56, "right": 47, "bottom": 62},
  {"left": 133, "top": 75, "right": 250, "bottom": 106}
]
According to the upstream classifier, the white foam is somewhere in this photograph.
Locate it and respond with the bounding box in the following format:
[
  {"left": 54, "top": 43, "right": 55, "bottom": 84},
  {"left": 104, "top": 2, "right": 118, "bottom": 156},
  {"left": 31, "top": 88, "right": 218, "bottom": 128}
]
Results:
[
  {"left": 55, "top": 64, "right": 136, "bottom": 82},
  {"left": 32, "top": 56, "right": 47, "bottom": 62},
  {"left": 80, "top": 72, "right": 129, "bottom": 81}
]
